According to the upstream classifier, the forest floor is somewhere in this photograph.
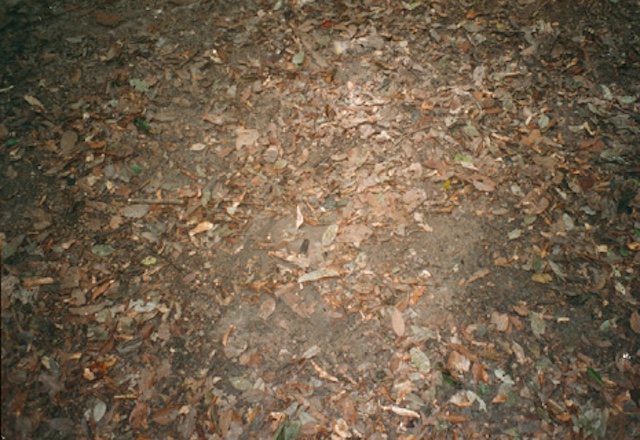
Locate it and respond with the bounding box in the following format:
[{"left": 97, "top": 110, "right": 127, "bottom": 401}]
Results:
[{"left": 1, "top": 0, "right": 639, "bottom": 438}]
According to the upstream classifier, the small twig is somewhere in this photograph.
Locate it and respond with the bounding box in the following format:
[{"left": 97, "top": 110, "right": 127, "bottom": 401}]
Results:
[
  {"left": 127, "top": 198, "right": 186, "bottom": 206},
  {"left": 93, "top": 222, "right": 132, "bottom": 239}
]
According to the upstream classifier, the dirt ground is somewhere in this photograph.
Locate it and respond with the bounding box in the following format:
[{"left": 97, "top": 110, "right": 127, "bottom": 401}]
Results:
[{"left": 1, "top": 0, "right": 639, "bottom": 438}]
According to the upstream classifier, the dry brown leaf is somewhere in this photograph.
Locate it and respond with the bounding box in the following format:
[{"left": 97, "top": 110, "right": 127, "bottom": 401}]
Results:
[
  {"left": 471, "top": 361, "right": 489, "bottom": 384},
  {"left": 467, "top": 268, "right": 490, "bottom": 284},
  {"left": 531, "top": 273, "right": 552, "bottom": 284},
  {"left": 492, "top": 394, "right": 509, "bottom": 404},
  {"left": 222, "top": 325, "right": 235, "bottom": 347},
  {"left": 340, "top": 397, "right": 357, "bottom": 426},
  {"left": 441, "top": 413, "right": 469, "bottom": 423},
  {"left": 94, "top": 10, "right": 122, "bottom": 27},
  {"left": 235, "top": 128, "right": 260, "bottom": 149},
  {"left": 151, "top": 406, "right": 180, "bottom": 426},
  {"left": 447, "top": 351, "right": 471, "bottom": 373},
  {"left": 310, "top": 360, "right": 338, "bottom": 382},
  {"left": 381, "top": 405, "right": 420, "bottom": 418},
  {"left": 629, "top": 310, "right": 640, "bottom": 334},
  {"left": 336, "top": 224, "right": 373, "bottom": 245},
  {"left": 471, "top": 177, "right": 496, "bottom": 192},
  {"left": 121, "top": 204, "right": 150, "bottom": 219},
  {"left": 512, "top": 303, "right": 530, "bottom": 317},
  {"left": 409, "top": 285, "right": 426, "bottom": 306},
  {"left": 258, "top": 298, "right": 276, "bottom": 320},
  {"left": 22, "top": 277, "right": 56, "bottom": 288},
  {"left": 391, "top": 308, "right": 405, "bottom": 337},
  {"left": 129, "top": 402, "right": 149, "bottom": 430},
  {"left": 189, "top": 221, "right": 214, "bottom": 237},
  {"left": 491, "top": 312, "right": 510, "bottom": 332}
]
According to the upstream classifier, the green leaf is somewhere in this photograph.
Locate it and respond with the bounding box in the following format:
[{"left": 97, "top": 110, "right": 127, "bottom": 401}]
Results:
[
  {"left": 134, "top": 118, "right": 151, "bottom": 134},
  {"left": 7, "top": 138, "right": 18, "bottom": 147},
  {"left": 273, "top": 418, "right": 300, "bottom": 440},
  {"left": 586, "top": 367, "right": 604, "bottom": 385},
  {"left": 130, "top": 164, "right": 143, "bottom": 174}
]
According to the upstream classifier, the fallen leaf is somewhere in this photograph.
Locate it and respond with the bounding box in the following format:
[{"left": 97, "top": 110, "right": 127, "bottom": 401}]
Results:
[
  {"left": 491, "top": 312, "right": 510, "bottom": 332},
  {"left": 531, "top": 273, "right": 552, "bottom": 284},
  {"left": 472, "top": 176, "right": 496, "bottom": 192},
  {"left": 121, "top": 204, "right": 150, "bottom": 219},
  {"left": 258, "top": 298, "right": 276, "bottom": 320},
  {"left": 94, "top": 10, "right": 122, "bottom": 27},
  {"left": 336, "top": 224, "right": 373, "bottom": 245},
  {"left": 235, "top": 128, "right": 259, "bottom": 149},
  {"left": 296, "top": 204, "right": 304, "bottom": 229},
  {"left": 189, "top": 221, "right": 214, "bottom": 236},
  {"left": 409, "top": 347, "right": 431, "bottom": 373},
  {"left": 492, "top": 394, "right": 509, "bottom": 403},
  {"left": 391, "top": 308, "right": 405, "bottom": 337},
  {"left": 467, "top": 268, "right": 490, "bottom": 284},
  {"left": 441, "top": 413, "right": 470, "bottom": 423},
  {"left": 381, "top": 405, "right": 420, "bottom": 418},
  {"left": 629, "top": 310, "right": 640, "bottom": 334},
  {"left": 447, "top": 351, "right": 471, "bottom": 374},
  {"left": 24, "top": 94, "right": 44, "bottom": 109},
  {"left": 531, "top": 313, "right": 546, "bottom": 338},
  {"left": 22, "top": 277, "right": 56, "bottom": 288},
  {"left": 298, "top": 268, "right": 339, "bottom": 283},
  {"left": 322, "top": 224, "right": 339, "bottom": 246}
]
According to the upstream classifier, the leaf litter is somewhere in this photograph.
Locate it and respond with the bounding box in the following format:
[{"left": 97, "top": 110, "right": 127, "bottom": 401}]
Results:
[{"left": 1, "top": 0, "right": 639, "bottom": 438}]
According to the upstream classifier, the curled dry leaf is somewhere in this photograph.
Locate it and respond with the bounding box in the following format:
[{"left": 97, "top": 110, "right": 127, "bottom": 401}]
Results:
[
  {"left": 189, "top": 221, "right": 214, "bottom": 236},
  {"left": 380, "top": 405, "right": 420, "bottom": 418}
]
